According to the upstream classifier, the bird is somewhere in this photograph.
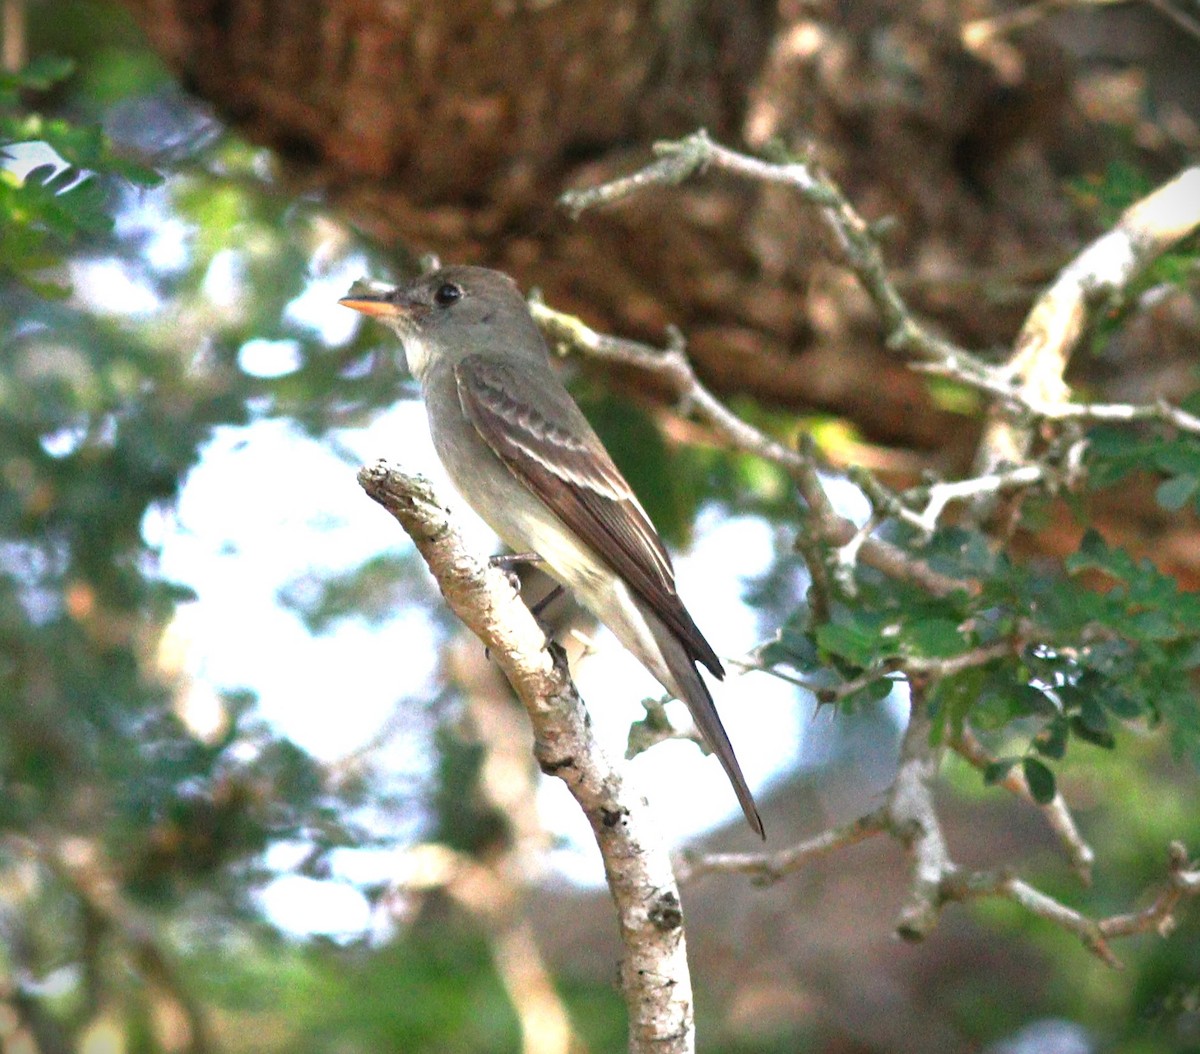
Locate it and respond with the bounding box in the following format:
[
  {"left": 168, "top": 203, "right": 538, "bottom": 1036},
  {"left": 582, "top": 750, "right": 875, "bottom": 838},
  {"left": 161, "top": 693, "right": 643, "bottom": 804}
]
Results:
[{"left": 340, "top": 265, "right": 763, "bottom": 838}]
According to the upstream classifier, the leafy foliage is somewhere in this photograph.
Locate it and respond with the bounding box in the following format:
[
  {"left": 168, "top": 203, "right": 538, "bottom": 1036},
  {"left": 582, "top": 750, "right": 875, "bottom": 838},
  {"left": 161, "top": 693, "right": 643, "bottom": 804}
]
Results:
[{"left": 760, "top": 517, "right": 1200, "bottom": 808}]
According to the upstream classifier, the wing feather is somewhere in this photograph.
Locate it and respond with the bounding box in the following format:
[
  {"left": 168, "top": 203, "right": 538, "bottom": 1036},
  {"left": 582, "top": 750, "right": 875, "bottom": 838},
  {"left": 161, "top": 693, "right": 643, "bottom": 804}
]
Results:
[{"left": 454, "top": 354, "right": 722, "bottom": 676}]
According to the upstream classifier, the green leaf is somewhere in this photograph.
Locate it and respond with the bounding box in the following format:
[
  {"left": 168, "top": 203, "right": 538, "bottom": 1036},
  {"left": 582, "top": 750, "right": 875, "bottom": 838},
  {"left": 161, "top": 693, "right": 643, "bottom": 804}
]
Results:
[
  {"left": 1022, "top": 757, "right": 1057, "bottom": 804},
  {"left": 815, "top": 608, "right": 894, "bottom": 667},
  {"left": 1070, "top": 714, "right": 1116, "bottom": 749},
  {"left": 901, "top": 616, "right": 966, "bottom": 659},
  {"left": 1155, "top": 475, "right": 1199, "bottom": 511},
  {"left": 15, "top": 55, "right": 76, "bottom": 90},
  {"left": 758, "top": 608, "right": 821, "bottom": 671},
  {"left": 1077, "top": 692, "right": 1112, "bottom": 735},
  {"left": 983, "top": 757, "right": 1019, "bottom": 785},
  {"left": 1033, "top": 717, "right": 1068, "bottom": 760},
  {"left": 929, "top": 667, "right": 985, "bottom": 741},
  {"left": 1011, "top": 684, "right": 1058, "bottom": 717}
]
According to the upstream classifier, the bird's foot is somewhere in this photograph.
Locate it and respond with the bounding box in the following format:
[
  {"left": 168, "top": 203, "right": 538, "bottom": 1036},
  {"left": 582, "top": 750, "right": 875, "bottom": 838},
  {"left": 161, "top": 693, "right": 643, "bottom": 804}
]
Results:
[
  {"left": 529, "top": 584, "right": 564, "bottom": 621},
  {"left": 488, "top": 551, "right": 543, "bottom": 593}
]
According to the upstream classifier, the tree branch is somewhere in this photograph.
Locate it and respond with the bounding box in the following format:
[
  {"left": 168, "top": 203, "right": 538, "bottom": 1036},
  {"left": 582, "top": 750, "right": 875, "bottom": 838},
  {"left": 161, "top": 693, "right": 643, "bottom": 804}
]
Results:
[
  {"left": 560, "top": 129, "right": 991, "bottom": 378},
  {"left": 553, "top": 131, "right": 1200, "bottom": 968},
  {"left": 673, "top": 702, "right": 1199, "bottom": 966},
  {"left": 675, "top": 809, "right": 887, "bottom": 885},
  {"left": 529, "top": 299, "right": 968, "bottom": 599},
  {"left": 978, "top": 164, "right": 1200, "bottom": 472},
  {"left": 950, "top": 726, "right": 1095, "bottom": 885},
  {"left": 948, "top": 840, "right": 1200, "bottom": 967},
  {"left": 562, "top": 133, "right": 1200, "bottom": 487},
  {"left": 358, "top": 460, "right": 693, "bottom": 1054},
  {"left": 12, "top": 832, "right": 212, "bottom": 1054}
]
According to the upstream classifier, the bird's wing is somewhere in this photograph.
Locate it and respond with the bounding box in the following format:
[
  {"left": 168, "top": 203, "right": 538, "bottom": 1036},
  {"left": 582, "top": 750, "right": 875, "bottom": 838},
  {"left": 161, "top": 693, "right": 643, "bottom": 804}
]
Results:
[{"left": 454, "top": 353, "right": 723, "bottom": 677}]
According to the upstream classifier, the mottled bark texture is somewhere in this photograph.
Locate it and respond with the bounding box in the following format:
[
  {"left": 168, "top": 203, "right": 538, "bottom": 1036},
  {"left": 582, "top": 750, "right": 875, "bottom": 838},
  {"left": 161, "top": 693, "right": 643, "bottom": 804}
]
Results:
[{"left": 119, "top": 0, "right": 1118, "bottom": 461}]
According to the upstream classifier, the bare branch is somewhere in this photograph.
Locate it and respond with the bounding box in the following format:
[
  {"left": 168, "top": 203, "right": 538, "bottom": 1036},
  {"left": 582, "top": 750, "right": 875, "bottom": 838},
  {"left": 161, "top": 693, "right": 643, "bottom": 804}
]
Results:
[
  {"left": 951, "top": 727, "right": 1095, "bottom": 885},
  {"left": 562, "top": 133, "right": 1200, "bottom": 466},
  {"left": 886, "top": 688, "right": 951, "bottom": 941},
  {"left": 675, "top": 809, "right": 887, "bottom": 885},
  {"left": 530, "top": 298, "right": 807, "bottom": 474},
  {"left": 979, "top": 164, "right": 1200, "bottom": 471},
  {"left": 560, "top": 129, "right": 992, "bottom": 377},
  {"left": 671, "top": 683, "right": 1197, "bottom": 965},
  {"left": 949, "top": 841, "right": 1200, "bottom": 967},
  {"left": 1098, "top": 841, "right": 1200, "bottom": 939},
  {"left": 358, "top": 460, "right": 693, "bottom": 1054},
  {"left": 949, "top": 869, "right": 1123, "bottom": 967},
  {"left": 902, "top": 465, "right": 1048, "bottom": 538}
]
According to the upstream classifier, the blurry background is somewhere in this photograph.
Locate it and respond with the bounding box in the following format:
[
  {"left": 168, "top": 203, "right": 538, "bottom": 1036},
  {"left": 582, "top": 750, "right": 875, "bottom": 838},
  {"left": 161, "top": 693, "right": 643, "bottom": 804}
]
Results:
[{"left": 2, "top": 0, "right": 1200, "bottom": 1051}]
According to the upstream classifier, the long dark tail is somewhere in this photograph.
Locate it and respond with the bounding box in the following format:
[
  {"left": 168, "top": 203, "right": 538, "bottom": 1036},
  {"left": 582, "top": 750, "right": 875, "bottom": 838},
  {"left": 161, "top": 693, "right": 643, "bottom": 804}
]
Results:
[{"left": 643, "top": 606, "right": 765, "bottom": 839}]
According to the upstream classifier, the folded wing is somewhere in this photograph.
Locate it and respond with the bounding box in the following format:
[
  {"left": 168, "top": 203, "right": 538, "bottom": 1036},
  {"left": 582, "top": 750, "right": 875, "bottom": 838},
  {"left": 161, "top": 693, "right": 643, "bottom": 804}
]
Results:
[{"left": 454, "top": 353, "right": 723, "bottom": 678}]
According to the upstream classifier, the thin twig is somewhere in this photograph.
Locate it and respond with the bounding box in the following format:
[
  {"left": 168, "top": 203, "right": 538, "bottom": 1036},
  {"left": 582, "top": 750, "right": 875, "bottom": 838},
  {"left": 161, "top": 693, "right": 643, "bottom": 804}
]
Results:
[
  {"left": 675, "top": 808, "right": 888, "bottom": 884},
  {"left": 561, "top": 130, "right": 985, "bottom": 376},
  {"left": 948, "top": 840, "right": 1200, "bottom": 967},
  {"left": 951, "top": 726, "right": 1095, "bottom": 884}
]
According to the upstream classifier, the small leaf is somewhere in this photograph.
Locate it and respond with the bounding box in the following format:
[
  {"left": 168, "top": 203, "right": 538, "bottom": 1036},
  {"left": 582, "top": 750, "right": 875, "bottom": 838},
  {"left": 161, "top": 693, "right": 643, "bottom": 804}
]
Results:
[
  {"left": 1077, "top": 694, "right": 1111, "bottom": 736},
  {"left": 1033, "top": 717, "right": 1068, "bottom": 760},
  {"left": 1070, "top": 714, "right": 1116, "bottom": 749},
  {"left": 1155, "top": 475, "right": 1198, "bottom": 511},
  {"left": 902, "top": 616, "right": 966, "bottom": 659},
  {"left": 1011, "top": 684, "right": 1058, "bottom": 717},
  {"left": 984, "top": 757, "right": 1019, "bottom": 785},
  {"left": 816, "top": 611, "right": 892, "bottom": 667},
  {"left": 17, "top": 55, "right": 76, "bottom": 89},
  {"left": 1022, "top": 757, "right": 1057, "bottom": 803}
]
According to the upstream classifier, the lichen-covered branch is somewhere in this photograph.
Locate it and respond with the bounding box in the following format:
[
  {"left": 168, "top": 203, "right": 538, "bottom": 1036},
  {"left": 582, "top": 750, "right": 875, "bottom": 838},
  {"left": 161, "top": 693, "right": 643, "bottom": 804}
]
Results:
[
  {"left": 978, "top": 164, "right": 1200, "bottom": 472},
  {"left": 886, "top": 689, "right": 951, "bottom": 941},
  {"left": 677, "top": 704, "right": 1198, "bottom": 965},
  {"left": 563, "top": 133, "right": 1200, "bottom": 474},
  {"left": 560, "top": 129, "right": 990, "bottom": 379},
  {"left": 552, "top": 131, "right": 1200, "bottom": 969},
  {"left": 358, "top": 460, "right": 693, "bottom": 1054}
]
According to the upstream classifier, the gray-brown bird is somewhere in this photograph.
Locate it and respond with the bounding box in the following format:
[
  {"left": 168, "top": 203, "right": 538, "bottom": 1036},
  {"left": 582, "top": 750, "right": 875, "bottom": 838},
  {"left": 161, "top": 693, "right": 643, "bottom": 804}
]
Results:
[{"left": 341, "top": 266, "right": 763, "bottom": 838}]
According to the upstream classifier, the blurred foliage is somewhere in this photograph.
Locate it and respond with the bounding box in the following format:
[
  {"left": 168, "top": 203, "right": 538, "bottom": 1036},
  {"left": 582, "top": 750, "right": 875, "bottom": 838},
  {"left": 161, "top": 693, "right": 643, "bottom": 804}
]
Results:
[
  {"left": 1, "top": 3, "right": 1199, "bottom": 1054},
  {"left": 0, "top": 7, "right": 430, "bottom": 1049}
]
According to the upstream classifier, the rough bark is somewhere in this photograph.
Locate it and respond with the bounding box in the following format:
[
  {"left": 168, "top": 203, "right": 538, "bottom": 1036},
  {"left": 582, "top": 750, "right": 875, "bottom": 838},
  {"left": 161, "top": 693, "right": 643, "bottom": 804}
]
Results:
[{"left": 117, "top": 0, "right": 1156, "bottom": 460}]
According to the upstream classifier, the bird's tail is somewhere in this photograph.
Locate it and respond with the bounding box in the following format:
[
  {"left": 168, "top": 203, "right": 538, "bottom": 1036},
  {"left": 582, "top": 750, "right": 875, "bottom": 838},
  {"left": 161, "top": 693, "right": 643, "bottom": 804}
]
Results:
[{"left": 643, "top": 608, "right": 765, "bottom": 839}]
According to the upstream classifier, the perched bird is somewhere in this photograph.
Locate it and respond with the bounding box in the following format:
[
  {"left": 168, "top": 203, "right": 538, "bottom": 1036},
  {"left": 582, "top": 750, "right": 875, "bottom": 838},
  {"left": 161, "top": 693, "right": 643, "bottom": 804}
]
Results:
[{"left": 340, "top": 266, "right": 763, "bottom": 838}]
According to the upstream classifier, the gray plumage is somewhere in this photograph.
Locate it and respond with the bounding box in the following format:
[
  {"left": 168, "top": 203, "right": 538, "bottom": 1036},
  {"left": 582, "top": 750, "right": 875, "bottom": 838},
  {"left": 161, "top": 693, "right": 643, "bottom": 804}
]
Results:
[{"left": 341, "top": 265, "right": 764, "bottom": 838}]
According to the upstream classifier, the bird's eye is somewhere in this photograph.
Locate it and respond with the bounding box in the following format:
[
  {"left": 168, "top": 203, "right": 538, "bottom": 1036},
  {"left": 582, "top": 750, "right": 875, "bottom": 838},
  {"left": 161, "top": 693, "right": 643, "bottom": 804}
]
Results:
[{"left": 434, "top": 282, "right": 462, "bottom": 306}]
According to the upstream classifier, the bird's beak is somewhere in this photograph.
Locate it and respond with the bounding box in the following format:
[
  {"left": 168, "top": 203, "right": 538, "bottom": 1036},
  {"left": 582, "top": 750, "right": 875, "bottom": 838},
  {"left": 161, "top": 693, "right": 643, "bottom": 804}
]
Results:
[
  {"left": 338, "top": 293, "right": 398, "bottom": 318},
  {"left": 338, "top": 280, "right": 410, "bottom": 319}
]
